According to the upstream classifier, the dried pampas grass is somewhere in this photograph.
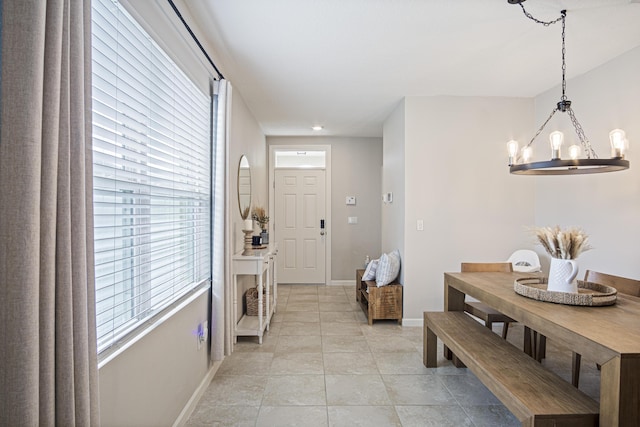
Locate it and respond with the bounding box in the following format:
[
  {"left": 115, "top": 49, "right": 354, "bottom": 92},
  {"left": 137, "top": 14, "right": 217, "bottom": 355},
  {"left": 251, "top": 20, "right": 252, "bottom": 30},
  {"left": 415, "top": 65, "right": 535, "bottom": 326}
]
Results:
[
  {"left": 532, "top": 226, "right": 592, "bottom": 260},
  {"left": 251, "top": 206, "right": 269, "bottom": 229}
]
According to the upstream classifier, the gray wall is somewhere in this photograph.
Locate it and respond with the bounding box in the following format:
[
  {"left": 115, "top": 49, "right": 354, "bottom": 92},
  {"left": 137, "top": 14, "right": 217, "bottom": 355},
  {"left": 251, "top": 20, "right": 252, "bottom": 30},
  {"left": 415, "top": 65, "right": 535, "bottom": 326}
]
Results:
[
  {"left": 99, "top": 290, "right": 210, "bottom": 426},
  {"left": 228, "top": 88, "right": 268, "bottom": 322},
  {"left": 267, "top": 136, "right": 383, "bottom": 281},
  {"left": 383, "top": 96, "right": 536, "bottom": 322},
  {"left": 383, "top": 46, "right": 640, "bottom": 323},
  {"left": 381, "top": 100, "right": 406, "bottom": 286},
  {"left": 229, "top": 87, "right": 268, "bottom": 255}
]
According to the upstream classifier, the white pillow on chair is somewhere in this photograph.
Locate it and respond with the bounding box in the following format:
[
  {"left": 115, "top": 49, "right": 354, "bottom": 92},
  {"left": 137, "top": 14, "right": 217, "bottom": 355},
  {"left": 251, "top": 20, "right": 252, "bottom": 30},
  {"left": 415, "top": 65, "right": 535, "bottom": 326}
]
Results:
[
  {"left": 376, "top": 249, "right": 401, "bottom": 287},
  {"left": 362, "top": 259, "right": 379, "bottom": 280}
]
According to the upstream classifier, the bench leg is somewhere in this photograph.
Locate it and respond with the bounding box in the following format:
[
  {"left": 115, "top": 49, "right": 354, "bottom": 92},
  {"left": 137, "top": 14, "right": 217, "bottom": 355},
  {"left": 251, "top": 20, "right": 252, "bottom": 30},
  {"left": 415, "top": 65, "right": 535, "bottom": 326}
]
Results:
[
  {"left": 452, "top": 354, "right": 466, "bottom": 368},
  {"left": 443, "top": 345, "right": 465, "bottom": 367},
  {"left": 444, "top": 345, "right": 452, "bottom": 360},
  {"left": 424, "top": 325, "right": 437, "bottom": 368}
]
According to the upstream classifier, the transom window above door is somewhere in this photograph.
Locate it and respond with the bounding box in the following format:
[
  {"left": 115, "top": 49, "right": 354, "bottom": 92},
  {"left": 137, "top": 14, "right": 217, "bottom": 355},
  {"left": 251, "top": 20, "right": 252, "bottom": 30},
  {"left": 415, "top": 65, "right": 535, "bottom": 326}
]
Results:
[{"left": 274, "top": 150, "right": 326, "bottom": 169}]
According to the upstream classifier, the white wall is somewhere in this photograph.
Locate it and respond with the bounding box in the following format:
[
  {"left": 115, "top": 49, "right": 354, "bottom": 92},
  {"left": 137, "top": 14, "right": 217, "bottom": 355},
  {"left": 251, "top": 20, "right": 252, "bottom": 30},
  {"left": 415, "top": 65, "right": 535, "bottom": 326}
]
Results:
[
  {"left": 533, "top": 46, "right": 640, "bottom": 279},
  {"left": 267, "top": 136, "right": 383, "bottom": 281},
  {"left": 384, "top": 96, "right": 536, "bottom": 322}
]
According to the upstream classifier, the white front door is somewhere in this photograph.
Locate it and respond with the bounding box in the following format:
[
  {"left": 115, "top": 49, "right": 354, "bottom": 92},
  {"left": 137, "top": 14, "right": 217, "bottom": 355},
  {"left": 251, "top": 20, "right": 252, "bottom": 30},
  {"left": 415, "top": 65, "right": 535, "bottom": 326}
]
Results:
[{"left": 274, "top": 169, "right": 326, "bottom": 284}]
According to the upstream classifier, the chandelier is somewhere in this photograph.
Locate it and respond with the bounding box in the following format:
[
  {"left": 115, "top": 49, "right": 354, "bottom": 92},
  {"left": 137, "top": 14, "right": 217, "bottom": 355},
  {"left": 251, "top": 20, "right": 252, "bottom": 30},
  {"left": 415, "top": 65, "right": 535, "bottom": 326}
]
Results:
[{"left": 506, "top": 0, "right": 630, "bottom": 175}]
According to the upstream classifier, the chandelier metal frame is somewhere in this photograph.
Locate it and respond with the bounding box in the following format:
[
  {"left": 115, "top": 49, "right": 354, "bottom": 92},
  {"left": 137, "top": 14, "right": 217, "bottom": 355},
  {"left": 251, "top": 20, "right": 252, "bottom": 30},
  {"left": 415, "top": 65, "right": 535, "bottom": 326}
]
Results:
[{"left": 507, "top": 0, "right": 629, "bottom": 175}]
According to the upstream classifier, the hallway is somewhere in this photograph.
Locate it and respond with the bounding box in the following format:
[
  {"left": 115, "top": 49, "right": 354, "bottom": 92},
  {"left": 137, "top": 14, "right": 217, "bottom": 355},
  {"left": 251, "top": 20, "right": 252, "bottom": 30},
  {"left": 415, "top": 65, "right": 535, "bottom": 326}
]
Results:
[{"left": 187, "top": 284, "right": 600, "bottom": 426}]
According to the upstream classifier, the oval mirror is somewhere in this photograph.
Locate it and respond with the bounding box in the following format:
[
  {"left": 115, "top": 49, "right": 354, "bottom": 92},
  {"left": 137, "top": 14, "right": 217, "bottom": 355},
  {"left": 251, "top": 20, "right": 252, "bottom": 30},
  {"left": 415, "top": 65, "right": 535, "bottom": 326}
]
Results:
[{"left": 238, "top": 155, "right": 252, "bottom": 220}]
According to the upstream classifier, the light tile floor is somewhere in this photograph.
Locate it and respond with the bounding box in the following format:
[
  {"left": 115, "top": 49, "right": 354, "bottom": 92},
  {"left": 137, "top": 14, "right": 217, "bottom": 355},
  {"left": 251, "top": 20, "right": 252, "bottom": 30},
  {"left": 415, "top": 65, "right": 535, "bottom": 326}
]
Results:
[{"left": 187, "top": 285, "right": 601, "bottom": 426}]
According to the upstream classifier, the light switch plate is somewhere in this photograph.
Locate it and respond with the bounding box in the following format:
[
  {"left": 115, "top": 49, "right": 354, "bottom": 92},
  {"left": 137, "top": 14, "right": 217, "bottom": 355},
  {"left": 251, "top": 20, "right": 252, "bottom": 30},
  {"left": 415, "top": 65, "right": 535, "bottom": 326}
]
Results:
[
  {"left": 346, "top": 196, "right": 356, "bottom": 205},
  {"left": 348, "top": 216, "right": 358, "bottom": 224}
]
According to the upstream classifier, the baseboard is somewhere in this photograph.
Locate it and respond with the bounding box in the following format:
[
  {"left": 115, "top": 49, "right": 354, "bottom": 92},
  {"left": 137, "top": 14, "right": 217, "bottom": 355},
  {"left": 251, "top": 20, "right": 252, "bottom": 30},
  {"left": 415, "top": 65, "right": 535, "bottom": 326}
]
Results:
[
  {"left": 172, "top": 359, "right": 222, "bottom": 427},
  {"left": 330, "top": 280, "right": 354, "bottom": 286},
  {"left": 401, "top": 318, "right": 423, "bottom": 327}
]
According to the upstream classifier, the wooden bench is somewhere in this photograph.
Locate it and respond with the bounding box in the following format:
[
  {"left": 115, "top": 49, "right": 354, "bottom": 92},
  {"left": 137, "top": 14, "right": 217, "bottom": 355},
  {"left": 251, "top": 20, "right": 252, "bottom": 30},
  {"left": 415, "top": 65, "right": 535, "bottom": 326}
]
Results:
[
  {"left": 424, "top": 311, "right": 598, "bottom": 427},
  {"left": 356, "top": 269, "right": 402, "bottom": 325}
]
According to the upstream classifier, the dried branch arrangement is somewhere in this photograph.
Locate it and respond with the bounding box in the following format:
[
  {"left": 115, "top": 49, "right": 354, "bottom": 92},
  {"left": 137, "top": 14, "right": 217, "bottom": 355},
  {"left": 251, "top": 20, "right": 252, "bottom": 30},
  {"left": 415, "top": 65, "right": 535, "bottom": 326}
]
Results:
[
  {"left": 533, "top": 226, "right": 592, "bottom": 260},
  {"left": 252, "top": 206, "right": 269, "bottom": 230}
]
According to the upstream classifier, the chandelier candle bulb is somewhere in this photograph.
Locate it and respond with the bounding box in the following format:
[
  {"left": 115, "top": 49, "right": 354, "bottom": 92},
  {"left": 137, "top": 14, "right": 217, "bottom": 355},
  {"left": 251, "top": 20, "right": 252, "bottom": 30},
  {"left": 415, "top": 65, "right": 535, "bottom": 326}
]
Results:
[
  {"left": 522, "top": 146, "right": 532, "bottom": 163},
  {"left": 569, "top": 145, "right": 581, "bottom": 160},
  {"left": 507, "top": 140, "right": 519, "bottom": 165},
  {"left": 549, "top": 131, "right": 563, "bottom": 159},
  {"left": 609, "top": 129, "right": 627, "bottom": 158}
]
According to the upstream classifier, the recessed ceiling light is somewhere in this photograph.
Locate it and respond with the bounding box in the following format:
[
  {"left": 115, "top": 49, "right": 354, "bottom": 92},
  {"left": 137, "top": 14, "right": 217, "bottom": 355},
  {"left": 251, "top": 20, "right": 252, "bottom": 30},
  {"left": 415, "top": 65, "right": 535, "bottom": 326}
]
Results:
[{"left": 311, "top": 125, "right": 323, "bottom": 131}]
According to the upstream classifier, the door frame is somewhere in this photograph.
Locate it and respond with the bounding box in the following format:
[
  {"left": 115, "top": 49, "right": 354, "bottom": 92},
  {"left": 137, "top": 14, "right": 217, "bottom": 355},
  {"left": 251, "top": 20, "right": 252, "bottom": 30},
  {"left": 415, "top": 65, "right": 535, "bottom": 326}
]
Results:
[{"left": 269, "top": 144, "right": 331, "bottom": 285}]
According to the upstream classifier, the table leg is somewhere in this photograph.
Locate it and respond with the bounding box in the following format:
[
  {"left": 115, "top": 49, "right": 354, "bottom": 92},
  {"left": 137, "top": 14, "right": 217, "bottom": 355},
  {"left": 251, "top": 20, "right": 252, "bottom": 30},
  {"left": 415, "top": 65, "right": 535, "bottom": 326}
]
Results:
[
  {"left": 600, "top": 355, "right": 640, "bottom": 426},
  {"left": 524, "top": 326, "right": 532, "bottom": 357},
  {"left": 572, "top": 352, "right": 582, "bottom": 388}
]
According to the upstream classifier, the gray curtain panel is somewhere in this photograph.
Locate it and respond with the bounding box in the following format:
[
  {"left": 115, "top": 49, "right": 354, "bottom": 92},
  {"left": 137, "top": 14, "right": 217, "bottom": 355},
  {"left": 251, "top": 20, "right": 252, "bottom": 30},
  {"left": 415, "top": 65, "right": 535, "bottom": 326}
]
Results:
[{"left": 0, "top": 0, "right": 99, "bottom": 425}]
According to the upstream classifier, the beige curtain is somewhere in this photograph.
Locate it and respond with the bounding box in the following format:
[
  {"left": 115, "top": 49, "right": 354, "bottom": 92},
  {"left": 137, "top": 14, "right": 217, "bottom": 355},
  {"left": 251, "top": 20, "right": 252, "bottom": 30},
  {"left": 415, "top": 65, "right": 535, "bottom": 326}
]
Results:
[
  {"left": 211, "top": 79, "right": 232, "bottom": 361},
  {"left": 0, "top": 0, "right": 99, "bottom": 425}
]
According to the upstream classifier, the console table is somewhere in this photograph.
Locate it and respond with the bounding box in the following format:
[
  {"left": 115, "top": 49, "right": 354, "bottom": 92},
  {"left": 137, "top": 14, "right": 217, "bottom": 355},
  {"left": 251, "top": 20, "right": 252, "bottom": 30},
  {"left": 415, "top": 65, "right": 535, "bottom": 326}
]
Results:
[{"left": 232, "top": 246, "right": 277, "bottom": 344}]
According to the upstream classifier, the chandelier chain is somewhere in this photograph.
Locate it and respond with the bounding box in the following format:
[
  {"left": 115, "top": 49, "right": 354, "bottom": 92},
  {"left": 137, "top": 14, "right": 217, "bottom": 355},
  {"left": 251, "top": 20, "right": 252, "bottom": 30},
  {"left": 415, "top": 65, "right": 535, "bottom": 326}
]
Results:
[
  {"left": 516, "top": 5, "right": 597, "bottom": 158},
  {"left": 524, "top": 107, "right": 558, "bottom": 149},
  {"left": 561, "top": 12, "right": 567, "bottom": 100},
  {"left": 517, "top": 2, "right": 564, "bottom": 26},
  {"left": 567, "top": 108, "right": 597, "bottom": 159}
]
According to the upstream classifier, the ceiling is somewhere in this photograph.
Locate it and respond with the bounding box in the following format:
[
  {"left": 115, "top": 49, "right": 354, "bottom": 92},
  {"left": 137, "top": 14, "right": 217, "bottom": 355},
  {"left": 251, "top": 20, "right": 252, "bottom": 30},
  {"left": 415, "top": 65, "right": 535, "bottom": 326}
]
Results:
[{"left": 184, "top": 0, "right": 640, "bottom": 137}]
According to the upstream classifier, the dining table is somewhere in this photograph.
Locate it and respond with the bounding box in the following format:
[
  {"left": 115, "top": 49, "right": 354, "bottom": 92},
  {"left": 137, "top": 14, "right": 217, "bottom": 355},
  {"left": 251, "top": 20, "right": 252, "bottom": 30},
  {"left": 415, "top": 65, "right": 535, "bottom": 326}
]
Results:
[{"left": 444, "top": 271, "right": 640, "bottom": 427}]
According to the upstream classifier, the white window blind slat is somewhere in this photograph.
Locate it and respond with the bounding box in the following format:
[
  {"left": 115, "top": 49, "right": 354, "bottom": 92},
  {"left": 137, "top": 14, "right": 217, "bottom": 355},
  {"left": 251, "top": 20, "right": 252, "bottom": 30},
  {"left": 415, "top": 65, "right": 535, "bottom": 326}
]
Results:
[{"left": 92, "top": 0, "right": 211, "bottom": 354}]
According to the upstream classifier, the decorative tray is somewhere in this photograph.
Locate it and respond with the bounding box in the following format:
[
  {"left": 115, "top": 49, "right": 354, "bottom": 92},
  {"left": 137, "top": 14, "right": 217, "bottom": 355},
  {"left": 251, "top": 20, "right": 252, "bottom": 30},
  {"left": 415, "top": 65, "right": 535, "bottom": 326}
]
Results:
[{"left": 514, "top": 277, "right": 617, "bottom": 306}]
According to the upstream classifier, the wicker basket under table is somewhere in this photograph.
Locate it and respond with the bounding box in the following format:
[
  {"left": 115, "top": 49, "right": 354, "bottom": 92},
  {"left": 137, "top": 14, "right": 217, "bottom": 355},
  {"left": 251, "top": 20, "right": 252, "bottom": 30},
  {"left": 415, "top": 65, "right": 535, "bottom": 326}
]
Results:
[{"left": 245, "top": 287, "right": 267, "bottom": 316}]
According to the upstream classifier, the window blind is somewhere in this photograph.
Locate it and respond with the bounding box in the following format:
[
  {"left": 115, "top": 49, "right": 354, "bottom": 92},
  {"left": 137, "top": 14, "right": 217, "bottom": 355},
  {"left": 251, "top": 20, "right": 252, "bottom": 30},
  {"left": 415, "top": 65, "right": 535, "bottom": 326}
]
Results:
[{"left": 91, "top": 0, "right": 211, "bottom": 353}]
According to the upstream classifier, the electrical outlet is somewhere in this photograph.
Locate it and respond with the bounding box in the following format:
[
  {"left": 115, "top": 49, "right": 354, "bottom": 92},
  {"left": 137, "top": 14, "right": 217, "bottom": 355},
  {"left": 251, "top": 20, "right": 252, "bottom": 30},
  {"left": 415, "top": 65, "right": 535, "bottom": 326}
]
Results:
[
  {"left": 417, "top": 219, "right": 424, "bottom": 231},
  {"left": 196, "top": 324, "right": 202, "bottom": 350}
]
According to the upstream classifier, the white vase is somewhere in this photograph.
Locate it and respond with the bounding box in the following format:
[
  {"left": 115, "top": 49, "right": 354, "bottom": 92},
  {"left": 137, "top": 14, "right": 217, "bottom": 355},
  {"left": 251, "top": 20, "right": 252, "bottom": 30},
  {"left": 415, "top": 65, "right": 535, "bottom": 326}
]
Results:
[{"left": 547, "top": 257, "right": 579, "bottom": 293}]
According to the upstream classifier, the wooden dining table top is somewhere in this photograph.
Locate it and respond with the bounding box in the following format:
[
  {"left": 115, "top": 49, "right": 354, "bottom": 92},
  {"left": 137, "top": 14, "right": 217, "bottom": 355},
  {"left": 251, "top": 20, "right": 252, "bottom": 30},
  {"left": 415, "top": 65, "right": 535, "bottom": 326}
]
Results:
[{"left": 444, "top": 271, "right": 640, "bottom": 362}]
